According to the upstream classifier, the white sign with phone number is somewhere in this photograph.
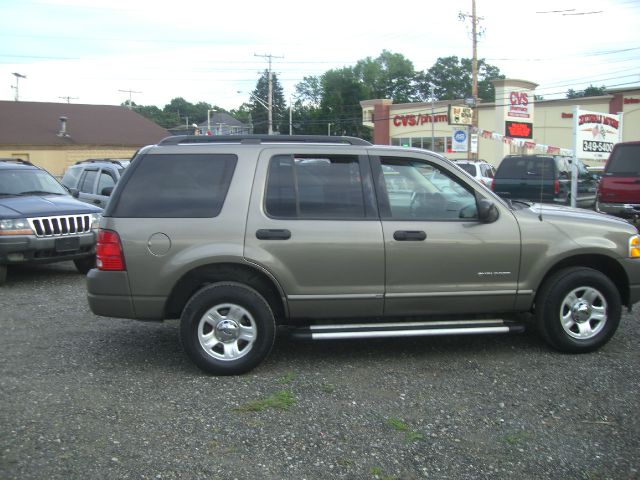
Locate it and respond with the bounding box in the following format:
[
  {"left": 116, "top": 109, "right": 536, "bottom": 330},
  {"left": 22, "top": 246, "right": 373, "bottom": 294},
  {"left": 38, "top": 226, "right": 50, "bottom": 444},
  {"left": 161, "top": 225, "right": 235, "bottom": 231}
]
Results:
[{"left": 574, "top": 108, "right": 622, "bottom": 160}]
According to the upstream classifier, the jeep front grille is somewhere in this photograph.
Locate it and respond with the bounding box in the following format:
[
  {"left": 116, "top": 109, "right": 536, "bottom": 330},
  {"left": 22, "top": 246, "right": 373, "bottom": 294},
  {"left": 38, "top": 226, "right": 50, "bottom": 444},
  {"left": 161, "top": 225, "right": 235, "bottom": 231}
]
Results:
[{"left": 28, "top": 214, "right": 93, "bottom": 238}]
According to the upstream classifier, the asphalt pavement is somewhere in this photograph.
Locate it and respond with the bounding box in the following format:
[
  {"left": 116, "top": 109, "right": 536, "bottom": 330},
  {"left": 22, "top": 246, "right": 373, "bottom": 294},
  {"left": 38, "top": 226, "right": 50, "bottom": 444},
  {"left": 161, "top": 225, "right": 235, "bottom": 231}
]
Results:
[{"left": 1, "top": 261, "right": 639, "bottom": 480}]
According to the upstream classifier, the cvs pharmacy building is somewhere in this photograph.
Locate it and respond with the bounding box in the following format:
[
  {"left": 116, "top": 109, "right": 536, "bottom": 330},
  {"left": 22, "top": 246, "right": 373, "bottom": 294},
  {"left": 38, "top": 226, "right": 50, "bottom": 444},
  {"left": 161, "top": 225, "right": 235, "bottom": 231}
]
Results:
[{"left": 360, "top": 78, "right": 640, "bottom": 167}]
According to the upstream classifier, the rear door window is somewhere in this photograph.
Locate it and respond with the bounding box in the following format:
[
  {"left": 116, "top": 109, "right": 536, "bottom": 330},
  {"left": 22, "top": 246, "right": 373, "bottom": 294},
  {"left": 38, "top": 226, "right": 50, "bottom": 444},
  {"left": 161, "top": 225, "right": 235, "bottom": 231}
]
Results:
[
  {"left": 111, "top": 154, "right": 237, "bottom": 218},
  {"left": 265, "top": 154, "right": 367, "bottom": 219},
  {"left": 78, "top": 169, "right": 98, "bottom": 193}
]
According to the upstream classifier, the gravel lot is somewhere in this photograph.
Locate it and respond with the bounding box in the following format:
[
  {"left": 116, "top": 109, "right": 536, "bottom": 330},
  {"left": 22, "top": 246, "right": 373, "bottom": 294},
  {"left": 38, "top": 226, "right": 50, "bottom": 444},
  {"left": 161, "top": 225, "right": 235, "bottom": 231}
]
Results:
[{"left": 1, "top": 261, "right": 639, "bottom": 480}]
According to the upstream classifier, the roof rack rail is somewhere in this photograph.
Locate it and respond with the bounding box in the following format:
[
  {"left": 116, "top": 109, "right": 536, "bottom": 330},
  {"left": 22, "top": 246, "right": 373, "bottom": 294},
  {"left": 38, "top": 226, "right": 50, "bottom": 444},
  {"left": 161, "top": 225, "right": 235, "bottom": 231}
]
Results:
[
  {"left": 158, "top": 135, "right": 372, "bottom": 146},
  {"left": 74, "top": 158, "right": 129, "bottom": 166},
  {"left": 0, "top": 158, "right": 33, "bottom": 166}
]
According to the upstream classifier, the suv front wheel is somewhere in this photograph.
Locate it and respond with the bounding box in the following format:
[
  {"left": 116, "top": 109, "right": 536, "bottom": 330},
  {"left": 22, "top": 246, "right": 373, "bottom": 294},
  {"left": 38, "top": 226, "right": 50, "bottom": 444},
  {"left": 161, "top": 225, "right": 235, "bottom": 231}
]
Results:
[
  {"left": 536, "top": 267, "right": 621, "bottom": 352},
  {"left": 180, "top": 282, "right": 276, "bottom": 375}
]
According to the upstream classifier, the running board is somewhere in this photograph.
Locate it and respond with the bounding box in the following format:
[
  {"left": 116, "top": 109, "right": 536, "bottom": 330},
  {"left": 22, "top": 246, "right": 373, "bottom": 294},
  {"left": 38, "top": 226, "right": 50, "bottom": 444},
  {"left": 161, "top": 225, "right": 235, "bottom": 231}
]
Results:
[{"left": 289, "top": 319, "right": 525, "bottom": 341}]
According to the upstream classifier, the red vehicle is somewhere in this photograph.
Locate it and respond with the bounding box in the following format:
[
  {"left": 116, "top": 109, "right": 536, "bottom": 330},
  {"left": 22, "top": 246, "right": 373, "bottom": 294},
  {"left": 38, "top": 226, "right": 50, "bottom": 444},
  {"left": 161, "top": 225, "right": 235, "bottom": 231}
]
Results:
[{"left": 596, "top": 141, "right": 640, "bottom": 221}]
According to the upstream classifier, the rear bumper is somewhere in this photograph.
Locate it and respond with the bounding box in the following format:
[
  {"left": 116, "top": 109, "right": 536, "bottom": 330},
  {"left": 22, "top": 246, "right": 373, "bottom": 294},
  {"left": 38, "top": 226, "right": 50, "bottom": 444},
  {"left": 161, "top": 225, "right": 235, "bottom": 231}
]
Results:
[{"left": 87, "top": 268, "right": 166, "bottom": 320}]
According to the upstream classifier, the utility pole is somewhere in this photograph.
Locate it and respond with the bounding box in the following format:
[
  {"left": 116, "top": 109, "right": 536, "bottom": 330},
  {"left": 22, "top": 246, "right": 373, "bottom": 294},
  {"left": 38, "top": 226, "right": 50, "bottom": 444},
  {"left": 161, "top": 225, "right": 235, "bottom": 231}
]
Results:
[
  {"left": 12, "top": 73, "right": 26, "bottom": 101},
  {"left": 459, "top": 0, "right": 483, "bottom": 159},
  {"left": 255, "top": 53, "right": 283, "bottom": 135},
  {"left": 59, "top": 96, "right": 78, "bottom": 104},
  {"left": 118, "top": 89, "right": 141, "bottom": 109}
]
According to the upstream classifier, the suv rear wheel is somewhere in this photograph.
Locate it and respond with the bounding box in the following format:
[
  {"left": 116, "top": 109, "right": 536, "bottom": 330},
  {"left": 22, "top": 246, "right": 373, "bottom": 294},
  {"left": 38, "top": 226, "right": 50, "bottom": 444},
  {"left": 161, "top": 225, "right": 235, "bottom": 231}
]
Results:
[
  {"left": 536, "top": 267, "right": 621, "bottom": 352},
  {"left": 179, "top": 282, "right": 276, "bottom": 375}
]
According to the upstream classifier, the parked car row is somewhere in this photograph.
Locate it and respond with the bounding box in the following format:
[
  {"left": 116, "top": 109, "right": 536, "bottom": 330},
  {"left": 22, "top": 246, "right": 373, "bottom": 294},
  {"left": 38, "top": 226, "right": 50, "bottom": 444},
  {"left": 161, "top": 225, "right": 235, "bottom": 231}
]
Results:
[{"left": 454, "top": 143, "right": 639, "bottom": 221}]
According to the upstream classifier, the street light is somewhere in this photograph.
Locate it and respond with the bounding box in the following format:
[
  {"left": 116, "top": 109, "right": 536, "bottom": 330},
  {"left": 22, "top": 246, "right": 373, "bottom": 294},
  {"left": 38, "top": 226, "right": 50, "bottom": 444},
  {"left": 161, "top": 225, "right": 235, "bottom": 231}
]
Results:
[
  {"left": 239, "top": 91, "right": 272, "bottom": 135},
  {"left": 12, "top": 73, "right": 26, "bottom": 101}
]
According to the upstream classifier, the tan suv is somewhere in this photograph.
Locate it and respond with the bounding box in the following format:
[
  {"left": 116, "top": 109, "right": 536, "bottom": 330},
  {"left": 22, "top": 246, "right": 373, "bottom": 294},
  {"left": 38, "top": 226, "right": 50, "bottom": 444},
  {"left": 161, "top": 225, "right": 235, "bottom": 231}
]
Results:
[{"left": 87, "top": 135, "right": 640, "bottom": 375}]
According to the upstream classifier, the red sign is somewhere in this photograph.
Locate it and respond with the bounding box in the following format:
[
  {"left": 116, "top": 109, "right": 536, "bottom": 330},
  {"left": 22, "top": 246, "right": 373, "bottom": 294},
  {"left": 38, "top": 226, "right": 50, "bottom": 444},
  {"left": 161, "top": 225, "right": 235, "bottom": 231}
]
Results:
[
  {"left": 508, "top": 91, "right": 530, "bottom": 118},
  {"left": 393, "top": 114, "right": 448, "bottom": 127},
  {"left": 505, "top": 121, "right": 533, "bottom": 139},
  {"left": 624, "top": 97, "right": 640, "bottom": 104}
]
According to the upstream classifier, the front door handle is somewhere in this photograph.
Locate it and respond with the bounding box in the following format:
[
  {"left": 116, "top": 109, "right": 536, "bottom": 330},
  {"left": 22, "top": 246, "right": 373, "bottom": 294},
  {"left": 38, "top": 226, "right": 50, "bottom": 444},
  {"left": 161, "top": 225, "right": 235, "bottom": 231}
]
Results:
[
  {"left": 256, "top": 229, "right": 291, "bottom": 240},
  {"left": 393, "top": 230, "right": 426, "bottom": 241}
]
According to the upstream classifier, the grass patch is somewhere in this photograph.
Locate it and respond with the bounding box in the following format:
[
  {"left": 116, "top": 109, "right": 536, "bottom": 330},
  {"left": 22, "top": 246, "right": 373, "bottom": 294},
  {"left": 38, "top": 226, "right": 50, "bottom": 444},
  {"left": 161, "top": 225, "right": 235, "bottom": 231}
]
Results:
[
  {"left": 278, "top": 372, "right": 295, "bottom": 384},
  {"left": 235, "top": 390, "right": 295, "bottom": 412},
  {"left": 386, "top": 417, "right": 424, "bottom": 442},
  {"left": 503, "top": 431, "right": 532, "bottom": 445},
  {"left": 322, "top": 383, "right": 336, "bottom": 393},
  {"left": 386, "top": 417, "right": 408, "bottom": 431}
]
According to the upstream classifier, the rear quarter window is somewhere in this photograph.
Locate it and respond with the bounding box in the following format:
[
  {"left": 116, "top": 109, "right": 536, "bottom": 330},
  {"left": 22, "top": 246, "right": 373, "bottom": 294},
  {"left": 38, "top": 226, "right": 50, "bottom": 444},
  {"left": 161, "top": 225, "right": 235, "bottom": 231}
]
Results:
[
  {"left": 111, "top": 154, "right": 237, "bottom": 218},
  {"left": 607, "top": 144, "right": 640, "bottom": 176}
]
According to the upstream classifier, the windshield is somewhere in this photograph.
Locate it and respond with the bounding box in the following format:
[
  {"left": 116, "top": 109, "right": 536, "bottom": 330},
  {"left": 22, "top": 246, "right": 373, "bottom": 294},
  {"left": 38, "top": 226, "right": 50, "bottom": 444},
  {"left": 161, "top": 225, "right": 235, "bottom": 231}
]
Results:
[
  {"left": 607, "top": 145, "right": 640, "bottom": 176},
  {"left": 0, "top": 169, "right": 68, "bottom": 196}
]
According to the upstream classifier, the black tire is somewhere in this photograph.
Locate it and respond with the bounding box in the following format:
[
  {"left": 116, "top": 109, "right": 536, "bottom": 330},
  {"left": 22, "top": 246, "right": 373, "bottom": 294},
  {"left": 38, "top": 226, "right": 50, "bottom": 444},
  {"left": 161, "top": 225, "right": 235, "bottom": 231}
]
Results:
[
  {"left": 180, "top": 282, "right": 276, "bottom": 375},
  {"left": 536, "top": 267, "right": 621, "bottom": 353},
  {"left": 0, "top": 264, "right": 7, "bottom": 285},
  {"left": 73, "top": 255, "right": 96, "bottom": 275}
]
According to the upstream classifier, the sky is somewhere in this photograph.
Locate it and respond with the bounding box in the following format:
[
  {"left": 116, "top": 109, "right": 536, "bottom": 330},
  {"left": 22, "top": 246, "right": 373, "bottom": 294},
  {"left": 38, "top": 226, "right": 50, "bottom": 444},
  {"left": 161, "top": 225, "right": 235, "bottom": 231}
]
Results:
[{"left": 1, "top": 0, "right": 639, "bottom": 111}]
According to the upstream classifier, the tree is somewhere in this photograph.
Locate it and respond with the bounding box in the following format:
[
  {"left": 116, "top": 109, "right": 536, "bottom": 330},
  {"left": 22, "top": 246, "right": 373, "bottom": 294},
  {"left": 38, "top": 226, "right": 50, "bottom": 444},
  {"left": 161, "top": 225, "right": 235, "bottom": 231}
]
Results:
[
  {"left": 248, "top": 70, "right": 287, "bottom": 134},
  {"left": 418, "top": 56, "right": 504, "bottom": 102},
  {"left": 353, "top": 50, "right": 420, "bottom": 103},
  {"left": 566, "top": 85, "right": 607, "bottom": 99},
  {"left": 127, "top": 103, "right": 179, "bottom": 129}
]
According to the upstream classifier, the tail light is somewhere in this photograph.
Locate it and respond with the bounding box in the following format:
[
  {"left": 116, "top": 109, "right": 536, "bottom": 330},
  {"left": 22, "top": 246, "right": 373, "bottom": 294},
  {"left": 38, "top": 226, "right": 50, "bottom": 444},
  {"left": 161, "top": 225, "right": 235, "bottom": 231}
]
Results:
[
  {"left": 490, "top": 179, "right": 495, "bottom": 190},
  {"left": 96, "top": 229, "right": 125, "bottom": 271},
  {"left": 554, "top": 180, "right": 560, "bottom": 195}
]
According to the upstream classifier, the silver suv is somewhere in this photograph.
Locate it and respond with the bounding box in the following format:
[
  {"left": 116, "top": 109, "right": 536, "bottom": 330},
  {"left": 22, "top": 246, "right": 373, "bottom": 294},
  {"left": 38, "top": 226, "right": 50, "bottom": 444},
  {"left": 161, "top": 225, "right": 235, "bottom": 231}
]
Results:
[
  {"left": 87, "top": 135, "right": 640, "bottom": 375},
  {"left": 61, "top": 158, "right": 130, "bottom": 209}
]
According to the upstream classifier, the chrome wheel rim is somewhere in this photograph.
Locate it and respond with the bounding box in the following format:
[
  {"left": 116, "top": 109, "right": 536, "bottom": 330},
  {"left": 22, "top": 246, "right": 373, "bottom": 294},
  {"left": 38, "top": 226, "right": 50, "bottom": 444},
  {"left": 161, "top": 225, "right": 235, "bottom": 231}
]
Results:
[
  {"left": 198, "top": 303, "right": 257, "bottom": 361},
  {"left": 560, "top": 286, "right": 607, "bottom": 340}
]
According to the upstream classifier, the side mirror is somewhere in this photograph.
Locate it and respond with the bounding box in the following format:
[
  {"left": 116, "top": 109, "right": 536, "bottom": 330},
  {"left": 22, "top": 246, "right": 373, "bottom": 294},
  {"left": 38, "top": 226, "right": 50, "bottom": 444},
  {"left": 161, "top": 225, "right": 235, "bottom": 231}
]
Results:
[
  {"left": 69, "top": 188, "right": 79, "bottom": 198},
  {"left": 101, "top": 186, "right": 114, "bottom": 197},
  {"left": 478, "top": 198, "right": 499, "bottom": 223}
]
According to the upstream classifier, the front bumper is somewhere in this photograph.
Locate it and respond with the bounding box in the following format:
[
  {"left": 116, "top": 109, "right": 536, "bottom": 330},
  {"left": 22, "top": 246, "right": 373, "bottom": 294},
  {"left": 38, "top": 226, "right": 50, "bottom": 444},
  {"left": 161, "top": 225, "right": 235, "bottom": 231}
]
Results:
[
  {"left": 597, "top": 201, "right": 640, "bottom": 220},
  {"left": 0, "top": 231, "right": 96, "bottom": 265},
  {"left": 622, "top": 257, "right": 640, "bottom": 307}
]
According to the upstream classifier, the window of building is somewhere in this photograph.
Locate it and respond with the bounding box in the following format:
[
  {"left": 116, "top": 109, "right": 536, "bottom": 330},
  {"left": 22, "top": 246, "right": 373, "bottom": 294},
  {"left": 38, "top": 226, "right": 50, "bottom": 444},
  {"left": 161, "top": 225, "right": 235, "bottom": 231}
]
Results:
[{"left": 390, "top": 136, "right": 450, "bottom": 153}]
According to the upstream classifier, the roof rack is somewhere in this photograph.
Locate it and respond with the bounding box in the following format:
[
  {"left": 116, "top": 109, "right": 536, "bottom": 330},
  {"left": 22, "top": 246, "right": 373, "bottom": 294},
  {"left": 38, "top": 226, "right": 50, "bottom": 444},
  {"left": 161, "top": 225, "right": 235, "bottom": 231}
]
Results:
[
  {"left": 0, "top": 158, "right": 33, "bottom": 166},
  {"left": 74, "top": 158, "right": 129, "bottom": 166},
  {"left": 158, "top": 135, "right": 372, "bottom": 146}
]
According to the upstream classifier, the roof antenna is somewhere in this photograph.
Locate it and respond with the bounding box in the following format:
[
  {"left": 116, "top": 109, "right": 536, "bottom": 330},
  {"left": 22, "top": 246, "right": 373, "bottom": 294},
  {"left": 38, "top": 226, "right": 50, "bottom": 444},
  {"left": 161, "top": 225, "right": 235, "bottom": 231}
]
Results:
[{"left": 538, "top": 157, "right": 544, "bottom": 221}]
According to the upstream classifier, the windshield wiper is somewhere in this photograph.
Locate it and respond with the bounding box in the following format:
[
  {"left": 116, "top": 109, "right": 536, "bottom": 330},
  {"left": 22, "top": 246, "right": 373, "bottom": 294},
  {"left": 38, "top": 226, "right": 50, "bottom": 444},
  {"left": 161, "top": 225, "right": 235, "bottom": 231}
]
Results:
[{"left": 17, "top": 190, "right": 64, "bottom": 195}]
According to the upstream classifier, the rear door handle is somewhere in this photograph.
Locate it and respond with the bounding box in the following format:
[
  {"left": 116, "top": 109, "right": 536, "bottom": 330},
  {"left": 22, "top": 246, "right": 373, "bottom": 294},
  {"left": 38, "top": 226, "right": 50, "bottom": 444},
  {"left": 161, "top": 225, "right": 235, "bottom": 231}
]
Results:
[
  {"left": 393, "top": 230, "right": 427, "bottom": 241},
  {"left": 256, "top": 229, "right": 291, "bottom": 240}
]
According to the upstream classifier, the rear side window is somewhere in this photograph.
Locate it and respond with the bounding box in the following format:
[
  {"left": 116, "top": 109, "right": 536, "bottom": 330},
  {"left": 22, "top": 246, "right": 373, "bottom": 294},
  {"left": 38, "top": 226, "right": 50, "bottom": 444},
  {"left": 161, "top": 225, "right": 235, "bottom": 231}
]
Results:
[
  {"left": 457, "top": 164, "right": 476, "bottom": 175},
  {"left": 112, "top": 154, "right": 237, "bottom": 218},
  {"left": 496, "top": 157, "right": 555, "bottom": 179},
  {"left": 265, "top": 154, "right": 366, "bottom": 219},
  {"left": 607, "top": 145, "right": 640, "bottom": 176}
]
